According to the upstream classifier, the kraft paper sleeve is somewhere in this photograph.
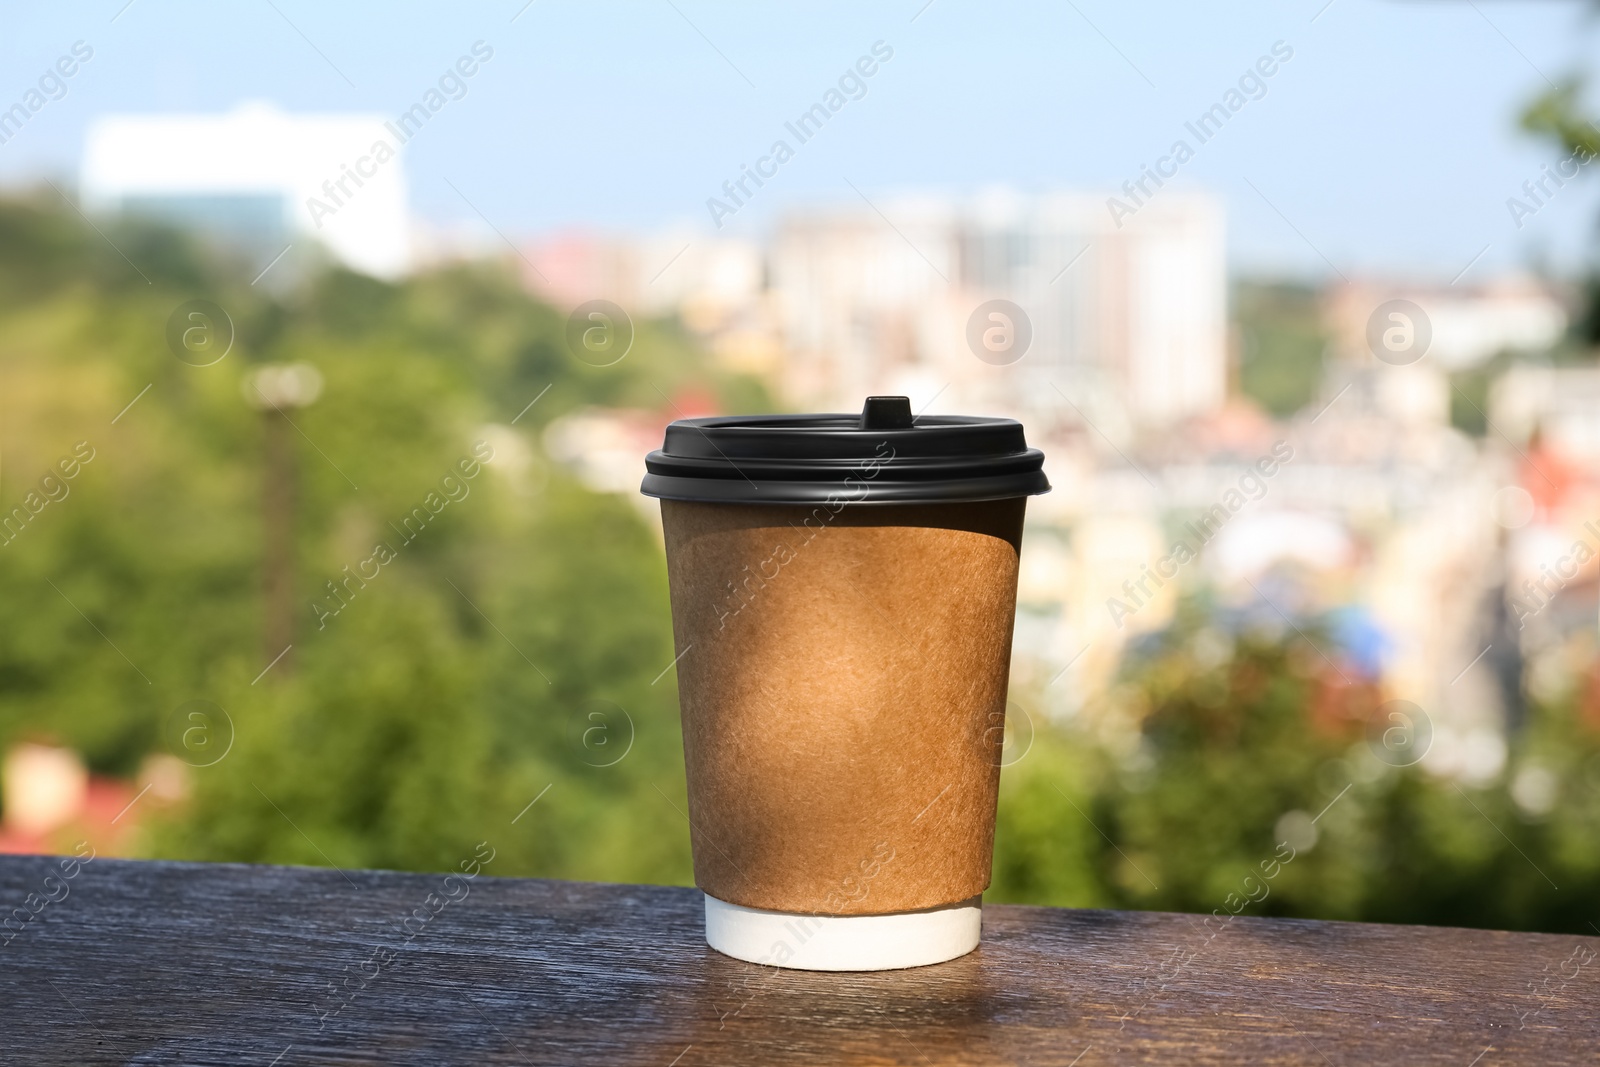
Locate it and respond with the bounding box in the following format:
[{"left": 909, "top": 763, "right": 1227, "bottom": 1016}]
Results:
[{"left": 660, "top": 497, "right": 1026, "bottom": 915}]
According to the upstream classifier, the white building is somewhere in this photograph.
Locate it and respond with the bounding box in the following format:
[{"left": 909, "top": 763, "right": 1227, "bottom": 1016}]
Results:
[
  {"left": 1325, "top": 277, "right": 1566, "bottom": 371},
  {"left": 80, "top": 102, "right": 409, "bottom": 278},
  {"left": 1491, "top": 364, "right": 1600, "bottom": 457},
  {"left": 768, "top": 189, "right": 1227, "bottom": 434}
]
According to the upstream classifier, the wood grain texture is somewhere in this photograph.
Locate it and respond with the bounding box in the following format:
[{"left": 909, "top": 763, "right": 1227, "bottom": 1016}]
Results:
[{"left": 2, "top": 855, "right": 1596, "bottom": 1066}]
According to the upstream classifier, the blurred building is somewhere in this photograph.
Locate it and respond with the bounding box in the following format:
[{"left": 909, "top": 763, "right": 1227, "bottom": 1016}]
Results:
[
  {"left": 81, "top": 102, "right": 410, "bottom": 278},
  {"left": 514, "top": 190, "right": 1225, "bottom": 438},
  {"left": 0, "top": 741, "right": 179, "bottom": 856},
  {"left": 1492, "top": 365, "right": 1600, "bottom": 460},
  {"left": 768, "top": 189, "right": 1226, "bottom": 433},
  {"left": 1019, "top": 372, "right": 1506, "bottom": 759},
  {"left": 1324, "top": 276, "right": 1565, "bottom": 371},
  {"left": 519, "top": 229, "right": 784, "bottom": 378}
]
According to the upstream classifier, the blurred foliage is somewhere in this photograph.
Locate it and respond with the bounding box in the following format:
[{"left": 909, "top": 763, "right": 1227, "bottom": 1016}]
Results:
[
  {"left": 0, "top": 189, "right": 767, "bottom": 886},
  {"left": 991, "top": 597, "right": 1600, "bottom": 937},
  {"left": 1232, "top": 280, "right": 1327, "bottom": 418},
  {"left": 1521, "top": 78, "right": 1600, "bottom": 166},
  {"left": 6, "top": 191, "right": 1599, "bottom": 936},
  {"left": 1522, "top": 76, "right": 1600, "bottom": 350}
]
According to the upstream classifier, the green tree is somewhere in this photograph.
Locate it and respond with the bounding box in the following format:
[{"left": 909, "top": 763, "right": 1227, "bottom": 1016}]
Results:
[{"left": 0, "top": 191, "right": 758, "bottom": 888}]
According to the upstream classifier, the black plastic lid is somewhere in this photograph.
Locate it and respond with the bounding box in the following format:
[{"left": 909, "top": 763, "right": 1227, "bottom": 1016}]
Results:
[{"left": 641, "top": 397, "right": 1051, "bottom": 505}]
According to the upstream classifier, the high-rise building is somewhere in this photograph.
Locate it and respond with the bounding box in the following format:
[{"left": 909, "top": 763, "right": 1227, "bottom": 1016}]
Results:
[
  {"left": 80, "top": 102, "right": 410, "bottom": 278},
  {"left": 768, "top": 189, "right": 1226, "bottom": 434}
]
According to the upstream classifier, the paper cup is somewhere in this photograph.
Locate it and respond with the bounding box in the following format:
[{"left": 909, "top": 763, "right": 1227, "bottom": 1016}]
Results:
[{"left": 643, "top": 397, "right": 1049, "bottom": 970}]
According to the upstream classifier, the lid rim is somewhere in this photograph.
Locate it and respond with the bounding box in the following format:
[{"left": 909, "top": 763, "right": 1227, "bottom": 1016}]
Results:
[
  {"left": 644, "top": 449, "right": 1048, "bottom": 475},
  {"left": 641, "top": 472, "right": 1051, "bottom": 506}
]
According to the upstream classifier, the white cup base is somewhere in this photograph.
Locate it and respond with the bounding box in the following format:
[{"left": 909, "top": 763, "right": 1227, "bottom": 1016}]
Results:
[{"left": 702, "top": 892, "right": 982, "bottom": 971}]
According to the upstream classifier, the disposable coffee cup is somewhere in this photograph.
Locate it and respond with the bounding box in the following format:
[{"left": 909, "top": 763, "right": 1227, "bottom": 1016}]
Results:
[{"left": 641, "top": 396, "right": 1049, "bottom": 971}]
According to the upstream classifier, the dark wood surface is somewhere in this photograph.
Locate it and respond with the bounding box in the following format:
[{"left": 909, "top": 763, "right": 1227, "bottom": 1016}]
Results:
[{"left": 3, "top": 855, "right": 1596, "bottom": 1065}]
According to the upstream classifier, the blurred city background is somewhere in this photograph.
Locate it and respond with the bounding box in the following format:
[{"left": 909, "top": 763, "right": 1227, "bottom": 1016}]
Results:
[{"left": 5, "top": 0, "right": 1600, "bottom": 935}]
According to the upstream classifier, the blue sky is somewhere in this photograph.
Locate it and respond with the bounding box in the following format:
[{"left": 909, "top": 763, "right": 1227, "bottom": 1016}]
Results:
[{"left": 1, "top": 0, "right": 1595, "bottom": 280}]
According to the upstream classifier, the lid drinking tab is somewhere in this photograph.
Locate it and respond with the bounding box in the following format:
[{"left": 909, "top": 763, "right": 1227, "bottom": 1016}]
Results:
[{"left": 859, "top": 396, "right": 914, "bottom": 431}]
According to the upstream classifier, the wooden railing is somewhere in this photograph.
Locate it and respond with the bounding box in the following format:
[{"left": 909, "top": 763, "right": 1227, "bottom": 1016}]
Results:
[{"left": 3, "top": 855, "right": 1595, "bottom": 1064}]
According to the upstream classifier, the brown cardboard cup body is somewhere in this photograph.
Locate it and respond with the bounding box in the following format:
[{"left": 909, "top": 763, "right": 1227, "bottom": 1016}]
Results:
[{"left": 661, "top": 497, "right": 1025, "bottom": 916}]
